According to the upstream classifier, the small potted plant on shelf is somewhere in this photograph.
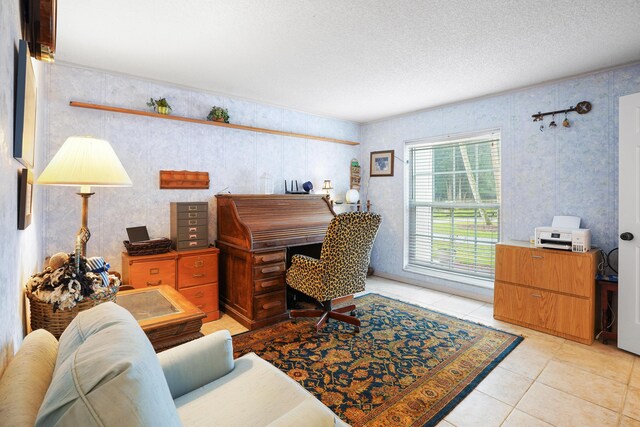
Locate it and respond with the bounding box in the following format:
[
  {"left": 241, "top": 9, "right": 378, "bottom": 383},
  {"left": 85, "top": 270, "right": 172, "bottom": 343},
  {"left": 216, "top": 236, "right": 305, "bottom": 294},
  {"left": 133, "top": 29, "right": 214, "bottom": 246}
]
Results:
[
  {"left": 207, "top": 106, "right": 230, "bottom": 123},
  {"left": 147, "top": 97, "right": 172, "bottom": 115}
]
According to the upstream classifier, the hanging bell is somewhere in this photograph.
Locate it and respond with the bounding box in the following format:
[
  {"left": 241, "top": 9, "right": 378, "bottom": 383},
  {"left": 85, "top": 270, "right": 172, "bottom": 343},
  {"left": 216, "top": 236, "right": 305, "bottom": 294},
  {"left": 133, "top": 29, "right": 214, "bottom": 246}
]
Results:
[
  {"left": 562, "top": 112, "right": 570, "bottom": 128},
  {"left": 548, "top": 114, "right": 557, "bottom": 128}
]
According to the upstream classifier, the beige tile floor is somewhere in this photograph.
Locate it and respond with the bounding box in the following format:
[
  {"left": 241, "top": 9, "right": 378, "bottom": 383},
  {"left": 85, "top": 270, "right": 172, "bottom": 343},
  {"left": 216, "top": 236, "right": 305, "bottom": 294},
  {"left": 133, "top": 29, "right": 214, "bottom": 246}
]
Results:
[{"left": 200, "top": 276, "right": 640, "bottom": 427}]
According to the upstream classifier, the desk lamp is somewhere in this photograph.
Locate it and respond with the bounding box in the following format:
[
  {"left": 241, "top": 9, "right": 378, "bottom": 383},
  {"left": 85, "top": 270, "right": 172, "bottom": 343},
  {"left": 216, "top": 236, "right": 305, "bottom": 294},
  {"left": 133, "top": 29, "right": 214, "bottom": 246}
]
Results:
[{"left": 37, "top": 136, "right": 132, "bottom": 258}]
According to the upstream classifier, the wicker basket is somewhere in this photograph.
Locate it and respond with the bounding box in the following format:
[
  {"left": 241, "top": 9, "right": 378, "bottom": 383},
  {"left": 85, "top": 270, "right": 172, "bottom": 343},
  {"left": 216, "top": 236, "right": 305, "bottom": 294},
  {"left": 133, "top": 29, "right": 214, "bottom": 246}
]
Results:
[
  {"left": 123, "top": 238, "right": 172, "bottom": 256},
  {"left": 27, "top": 291, "right": 117, "bottom": 339}
]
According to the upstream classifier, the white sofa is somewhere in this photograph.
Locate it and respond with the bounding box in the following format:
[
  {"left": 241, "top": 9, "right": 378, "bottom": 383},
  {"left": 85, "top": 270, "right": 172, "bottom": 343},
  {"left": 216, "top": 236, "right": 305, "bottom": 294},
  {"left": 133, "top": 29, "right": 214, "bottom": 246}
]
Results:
[{"left": 0, "top": 302, "right": 348, "bottom": 426}]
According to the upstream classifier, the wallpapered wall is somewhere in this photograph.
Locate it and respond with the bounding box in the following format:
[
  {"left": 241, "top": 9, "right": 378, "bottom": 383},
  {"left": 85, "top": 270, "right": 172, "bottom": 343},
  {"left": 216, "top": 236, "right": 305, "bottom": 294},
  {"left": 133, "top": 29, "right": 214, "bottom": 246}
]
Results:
[
  {"left": 360, "top": 62, "right": 640, "bottom": 298},
  {"left": 43, "top": 64, "right": 360, "bottom": 272},
  {"left": 0, "top": 0, "right": 47, "bottom": 372}
]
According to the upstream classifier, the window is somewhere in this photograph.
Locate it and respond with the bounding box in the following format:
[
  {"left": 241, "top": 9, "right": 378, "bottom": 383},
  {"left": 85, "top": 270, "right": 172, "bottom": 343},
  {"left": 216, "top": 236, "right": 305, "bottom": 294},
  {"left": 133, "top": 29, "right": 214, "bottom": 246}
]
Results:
[{"left": 406, "top": 131, "right": 500, "bottom": 281}]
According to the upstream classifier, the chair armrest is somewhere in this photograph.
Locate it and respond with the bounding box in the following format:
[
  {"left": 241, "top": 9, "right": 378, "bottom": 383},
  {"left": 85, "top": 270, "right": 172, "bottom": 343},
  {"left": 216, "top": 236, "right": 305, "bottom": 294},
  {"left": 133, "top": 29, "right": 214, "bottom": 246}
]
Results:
[{"left": 157, "top": 330, "right": 234, "bottom": 399}]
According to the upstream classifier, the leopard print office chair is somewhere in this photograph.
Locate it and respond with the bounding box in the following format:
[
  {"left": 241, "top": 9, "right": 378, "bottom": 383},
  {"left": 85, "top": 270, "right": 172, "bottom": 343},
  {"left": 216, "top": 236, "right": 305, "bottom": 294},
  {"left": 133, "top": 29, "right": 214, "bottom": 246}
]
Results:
[{"left": 286, "top": 211, "right": 382, "bottom": 332}]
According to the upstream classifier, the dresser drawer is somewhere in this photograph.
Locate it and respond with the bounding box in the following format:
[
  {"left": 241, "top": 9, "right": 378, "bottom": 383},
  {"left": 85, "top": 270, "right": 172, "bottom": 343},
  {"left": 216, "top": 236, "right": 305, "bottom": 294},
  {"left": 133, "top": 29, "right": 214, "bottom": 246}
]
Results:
[
  {"left": 253, "top": 290, "right": 286, "bottom": 320},
  {"left": 254, "top": 276, "right": 285, "bottom": 295},
  {"left": 253, "top": 262, "right": 286, "bottom": 280},
  {"left": 180, "top": 284, "right": 218, "bottom": 317},
  {"left": 253, "top": 250, "right": 286, "bottom": 265},
  {"left": 128, "top": 259, "right": 176, "bottom": 288},
  {"left": 178, "top": 253, "right": 218, "bottom": 288},
  {"left": 177, "top": 218, "right": 207, "bottom": 227},
  {"left": 176, "top": 240, "right": 208, "bottom": 251}
]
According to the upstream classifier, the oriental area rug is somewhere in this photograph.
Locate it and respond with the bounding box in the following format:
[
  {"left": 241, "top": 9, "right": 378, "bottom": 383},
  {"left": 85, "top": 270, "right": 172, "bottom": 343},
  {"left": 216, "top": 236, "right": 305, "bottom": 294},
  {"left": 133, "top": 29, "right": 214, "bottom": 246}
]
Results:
[{"left": 232, "top": 293, "right": 522, "bottom": 427}]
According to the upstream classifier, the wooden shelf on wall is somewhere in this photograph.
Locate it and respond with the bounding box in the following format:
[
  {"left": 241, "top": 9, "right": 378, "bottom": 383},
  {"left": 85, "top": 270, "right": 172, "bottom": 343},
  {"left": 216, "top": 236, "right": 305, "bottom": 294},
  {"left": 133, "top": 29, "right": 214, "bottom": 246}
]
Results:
[{"left": 69, "top": 101, "right": 359, "bottom": 146}]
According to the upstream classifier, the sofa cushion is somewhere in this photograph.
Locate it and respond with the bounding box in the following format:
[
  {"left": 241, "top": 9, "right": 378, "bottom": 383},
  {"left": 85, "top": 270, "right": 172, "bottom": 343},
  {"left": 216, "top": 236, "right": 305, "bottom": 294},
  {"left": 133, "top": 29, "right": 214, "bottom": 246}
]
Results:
[
  {"left": 0, "top": 329, "right": 58, "bottom": 426},
  {"left": 174, "top": 352, "right": 342, "bottom": 426},
  {"left": 266, "top": 398, "right": 337, "bottom": 427},
  {"left": 35, "top": 302, "right": 180, "bottom": 427}
]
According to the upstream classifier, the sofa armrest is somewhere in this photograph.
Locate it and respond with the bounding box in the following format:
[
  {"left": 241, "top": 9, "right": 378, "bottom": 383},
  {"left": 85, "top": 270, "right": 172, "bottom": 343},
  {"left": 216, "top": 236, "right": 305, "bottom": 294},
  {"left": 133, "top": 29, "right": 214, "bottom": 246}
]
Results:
[{"left": 157, "top": 330, "right": 234, "bottom": 399}]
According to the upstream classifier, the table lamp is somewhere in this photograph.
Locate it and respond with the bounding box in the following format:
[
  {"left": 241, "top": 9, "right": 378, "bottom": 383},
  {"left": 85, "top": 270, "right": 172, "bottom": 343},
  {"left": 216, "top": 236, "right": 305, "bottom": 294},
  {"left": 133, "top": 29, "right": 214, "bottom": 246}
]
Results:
[{"left": 37, "top": 136, "right": 132, "bottom": 258}]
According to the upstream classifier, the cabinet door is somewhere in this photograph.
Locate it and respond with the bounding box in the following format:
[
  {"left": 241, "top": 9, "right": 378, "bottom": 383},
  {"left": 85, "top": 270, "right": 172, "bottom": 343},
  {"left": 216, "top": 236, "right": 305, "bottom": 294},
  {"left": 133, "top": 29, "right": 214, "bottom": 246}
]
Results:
[{"left": 531, "top": 250, "right": 593, "bottom": 297}]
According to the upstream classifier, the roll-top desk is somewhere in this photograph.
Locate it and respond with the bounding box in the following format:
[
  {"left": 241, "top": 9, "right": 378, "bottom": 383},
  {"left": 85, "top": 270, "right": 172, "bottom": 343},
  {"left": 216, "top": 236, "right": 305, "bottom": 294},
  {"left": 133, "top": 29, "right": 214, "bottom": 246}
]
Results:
[{"left": 216, "top": 194, "right": 335, "bottom": 329}]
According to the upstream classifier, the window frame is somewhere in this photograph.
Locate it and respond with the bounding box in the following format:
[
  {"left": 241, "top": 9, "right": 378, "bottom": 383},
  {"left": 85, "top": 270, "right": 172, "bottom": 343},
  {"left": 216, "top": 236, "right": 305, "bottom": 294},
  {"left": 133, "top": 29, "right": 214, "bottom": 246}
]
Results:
[{"left": 403, "top": 129, "right": 502, "bottom": 289}]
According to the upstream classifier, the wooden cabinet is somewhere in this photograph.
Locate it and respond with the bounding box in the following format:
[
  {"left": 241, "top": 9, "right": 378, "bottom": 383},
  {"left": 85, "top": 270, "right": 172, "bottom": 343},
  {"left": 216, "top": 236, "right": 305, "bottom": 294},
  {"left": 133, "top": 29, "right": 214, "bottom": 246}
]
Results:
[
  {"left": 121, "top": 247, "right": 220, "bottom": 322},
  {"left": 494, "top": 241, "right": 598, "bottom": 344}
]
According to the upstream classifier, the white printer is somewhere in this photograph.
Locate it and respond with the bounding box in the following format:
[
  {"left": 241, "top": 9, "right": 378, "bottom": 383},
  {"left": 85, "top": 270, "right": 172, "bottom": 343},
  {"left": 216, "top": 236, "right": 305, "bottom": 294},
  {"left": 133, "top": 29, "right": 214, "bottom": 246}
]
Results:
[{"left": 534, "top": 216, "right": 591, "bottom": 253}]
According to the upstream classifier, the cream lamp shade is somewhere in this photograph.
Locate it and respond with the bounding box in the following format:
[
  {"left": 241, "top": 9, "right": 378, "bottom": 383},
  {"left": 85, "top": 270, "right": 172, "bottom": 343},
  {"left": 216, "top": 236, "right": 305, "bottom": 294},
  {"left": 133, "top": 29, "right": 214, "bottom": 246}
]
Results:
[
  {"left": 37, "top": 136, "right": 132, "bottom": 189},
  {"left": 37, "top": 136, "right": 132, "bottom": 259}
]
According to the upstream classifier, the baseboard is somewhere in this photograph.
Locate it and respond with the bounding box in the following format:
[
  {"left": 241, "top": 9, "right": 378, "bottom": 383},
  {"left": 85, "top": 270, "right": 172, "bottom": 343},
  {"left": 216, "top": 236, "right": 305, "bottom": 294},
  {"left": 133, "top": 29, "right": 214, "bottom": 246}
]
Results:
[{"left": 371, "top": 271, "right": 494, "bottom": 304}]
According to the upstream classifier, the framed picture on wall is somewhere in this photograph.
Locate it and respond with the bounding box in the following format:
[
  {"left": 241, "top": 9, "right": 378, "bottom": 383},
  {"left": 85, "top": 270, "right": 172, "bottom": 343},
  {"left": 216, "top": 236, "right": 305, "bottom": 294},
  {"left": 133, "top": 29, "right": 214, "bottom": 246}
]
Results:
[
  {"left": 14, "top": 39, "right": 37, "bottom": 169},
  {"left": 370, "top": 150, "right": 394, "bottom": 177},
  {"left": 18, "top": 168, "right": 34, "bottom": 230}
]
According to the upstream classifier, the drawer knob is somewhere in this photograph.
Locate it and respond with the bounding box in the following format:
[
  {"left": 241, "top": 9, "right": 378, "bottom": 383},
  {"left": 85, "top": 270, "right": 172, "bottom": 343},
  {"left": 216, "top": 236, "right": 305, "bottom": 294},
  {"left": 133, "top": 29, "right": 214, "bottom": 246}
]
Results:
[
  {"left": 189, "top": 227, "right": 197, "bottom": 232},
  {"left": 189, "top": 242, "right": 198, "bottom": 246},
  {"left": 530, "top": 293, "right": 542, "bottom": 298},
  {"left": 195, "top": 292, "right": 204, "bottom": 298},
  {"left": 188, "top": 213, "right": 197, "bottom": 218},
  {"left": 147, "top": 280, "right": 162, "bottom": 286},
  {"left": 149, "top": 268, "right": 160, "bottom": 274},
  {"left": 531, "top": 255, "right": 544, "bottom": 259},
  {"left": 194, "top": 260, "right": 204, "bottom": 268},
  {"left": 193, "top": 273, "right": 205, "bottom": 278},
  {"left": 262, "top": 301, "right": 281, "bottom": 310},
  {"left": 189, "top": 234, "right": 198, "bottom": 239},
  {"left": 189, "top": 220, "right": 197, "bottom": 225},
  {"left": 188, "top": 206, "right": 197, "bottom": 211}
]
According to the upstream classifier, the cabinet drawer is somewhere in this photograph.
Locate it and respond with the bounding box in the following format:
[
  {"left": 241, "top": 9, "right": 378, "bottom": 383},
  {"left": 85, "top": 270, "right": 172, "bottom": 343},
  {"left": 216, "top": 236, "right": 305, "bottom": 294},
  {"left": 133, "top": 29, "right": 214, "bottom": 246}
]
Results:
[
  {"left": 253, "top": 262, "right": 286, "bottom": 280},
  {"left": 176, "top": 240, "right": 208, "bottom": 251},
  {"left": 177, "top": 230, "right": 208, "bottom": 241},
  {"left": 178, "top": 253, "right": 218, "bottom": 288},
  {"left": 176, "top": 203, "right": 208, "bottom": 213},
  {"left": 177, "top": 211, "right": 208, "bottom": 220},
  {"left": 128, "top": 260, "right": 175, "bottom": 288},
  {"left": 254, "top": 290, "right": 286, "bottom": 320},
  {"left": 254, "top": 276, "right": 285, "bottom": 295},
  {"left": 494, "top": 281, "right": 592, "bottom": 340},
  {"left": 177, "top": 218, "right": 207, "bottom": 227},
  {"left": 178, "top": 225, "right": 207, "bottom": 235},
  {"left": 253, "top": 250, "right": 286, "bottom": 265},
  {"left": 180, "top": 284, "right": 217, "bottom": 315}
]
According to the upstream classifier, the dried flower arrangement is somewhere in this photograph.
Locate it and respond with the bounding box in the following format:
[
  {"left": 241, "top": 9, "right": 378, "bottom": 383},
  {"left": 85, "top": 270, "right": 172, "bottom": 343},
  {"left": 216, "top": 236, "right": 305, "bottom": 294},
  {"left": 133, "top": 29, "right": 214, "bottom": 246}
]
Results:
[{"left": 26, "top": 252, "right": 120, "bottom": 311}]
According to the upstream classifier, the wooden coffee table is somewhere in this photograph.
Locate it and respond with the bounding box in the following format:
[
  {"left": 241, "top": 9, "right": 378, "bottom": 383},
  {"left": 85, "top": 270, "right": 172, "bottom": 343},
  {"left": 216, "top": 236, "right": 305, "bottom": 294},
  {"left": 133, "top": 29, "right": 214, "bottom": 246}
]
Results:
[{"left": 117, "top": 285, "right": 205, "bottom": 352}]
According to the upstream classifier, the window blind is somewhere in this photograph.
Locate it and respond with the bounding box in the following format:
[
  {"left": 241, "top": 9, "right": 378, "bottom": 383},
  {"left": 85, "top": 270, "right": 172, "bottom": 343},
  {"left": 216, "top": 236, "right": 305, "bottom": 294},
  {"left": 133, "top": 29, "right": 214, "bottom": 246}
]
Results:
[{"left": 407, "top": 133, "right": 501, "bottom": 279}]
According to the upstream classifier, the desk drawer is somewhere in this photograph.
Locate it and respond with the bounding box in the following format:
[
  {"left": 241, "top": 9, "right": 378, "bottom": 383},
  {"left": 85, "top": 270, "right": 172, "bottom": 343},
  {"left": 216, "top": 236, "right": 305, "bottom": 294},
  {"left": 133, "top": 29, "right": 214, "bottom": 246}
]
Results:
[
  {"left": 254, "top": 290, "right": 286, "bottom": 320},
  {"left": 253, "top": 250, "right": 286, "bottom": 265},
  {"left": 128, "top": 260, "right": 175, "bottom": 288},
  {"left": 253, "top": 262, "right": 286, "bottom": 280},
  {"left": 178, "top": 225, "right": 207, "bottom": 235},
  {"left": 180, "top": 284, "right": 217, "bottom": 316},
  {"left": 254, "top": 276, "right": 285, "bottom": 295},
  {"left": 178, "top": 253, "right": 218, "bottom": 288}
]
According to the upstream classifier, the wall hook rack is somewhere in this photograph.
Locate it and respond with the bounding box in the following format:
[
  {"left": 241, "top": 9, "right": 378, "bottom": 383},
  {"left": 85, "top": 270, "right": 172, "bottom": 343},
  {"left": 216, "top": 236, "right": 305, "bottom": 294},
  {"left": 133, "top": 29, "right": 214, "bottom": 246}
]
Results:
[{"left": 532, "top": 101, "right": 592, "bottom": 122}]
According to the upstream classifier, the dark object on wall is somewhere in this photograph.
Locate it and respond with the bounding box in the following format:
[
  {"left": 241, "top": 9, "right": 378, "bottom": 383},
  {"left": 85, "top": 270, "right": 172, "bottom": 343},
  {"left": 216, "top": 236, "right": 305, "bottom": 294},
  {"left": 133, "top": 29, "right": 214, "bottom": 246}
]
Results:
[
  {"left": 531, "top": 101, "right": 592, "bottom": 124},
  {"left": 302, "top": 181, "right": 313, "bottom": 192},
  {"left": 370, "top": 150, "right": 395, "bottom": 177},
  {"left": 14, "top": 40, "right": 37, "bottom": 169},
  {"left": 160, "top": 170, "right": 210, "bottom": 189},
  {"left": 18, "top": 168, "right": 33, "bottom": 230},
  {"left": 21, "top": 0, "right": 56, "bottom": 61},
  {"left": 126, "top": 226, "right": 150, "bottom": 243}
]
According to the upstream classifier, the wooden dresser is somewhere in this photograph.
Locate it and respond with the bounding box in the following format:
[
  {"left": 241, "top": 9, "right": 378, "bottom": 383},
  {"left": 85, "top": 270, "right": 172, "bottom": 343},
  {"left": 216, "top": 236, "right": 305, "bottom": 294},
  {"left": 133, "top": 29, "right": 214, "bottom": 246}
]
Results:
[
  {"left": 216, "top": 194, "right": 335, "bottom": 330},
  {"left": 493, "top": 241, "right": 598, "bottom": 344},
  {"left": 121, "top": 247, "right": 220, "bottom": 322}
]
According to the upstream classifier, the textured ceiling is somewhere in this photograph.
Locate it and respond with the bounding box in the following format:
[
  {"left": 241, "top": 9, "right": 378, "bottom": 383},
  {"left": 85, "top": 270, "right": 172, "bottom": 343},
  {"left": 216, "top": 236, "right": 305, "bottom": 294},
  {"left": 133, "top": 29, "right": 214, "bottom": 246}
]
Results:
[{"left": 56, "top": 0, "right": 640, "bottom": 122}]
